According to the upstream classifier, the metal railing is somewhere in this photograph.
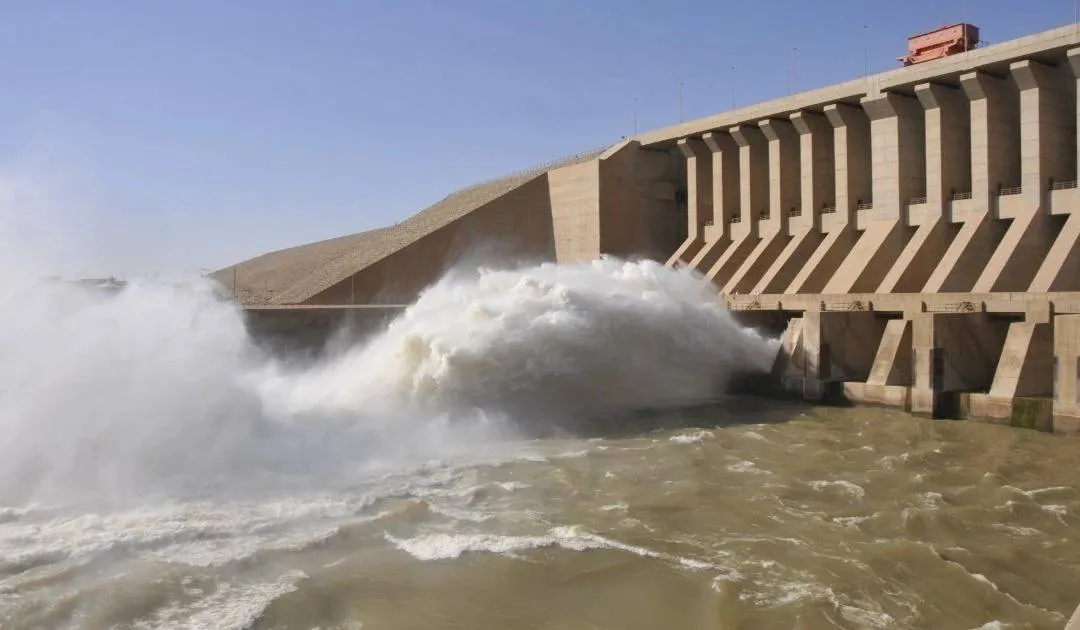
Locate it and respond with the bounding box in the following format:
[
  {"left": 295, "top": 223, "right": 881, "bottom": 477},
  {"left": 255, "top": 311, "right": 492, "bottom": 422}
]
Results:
[
  {"left": 856, "top": 201, "right": 874, "bottom": 210},
  {"left": 730, "top": 215, "right": 742, "bottom": 224},
  {"left": 998, "top": 184, "right": 1022, "bottom": 196},
  {"left": 951, "top": 191, "right": 973, "bottom": 200},
  {"left": 788, "top": 207, "right": 802, "bottom": 217},
  {"left": 821, "top": 205, "right": 837, "bottom": 214},
  {"left": 1049, "top": 178, "right": 1078, "bottom": 190},
  {"left": 758, "top": 210, "right": 771, "bottom": 220},
  {"left": 907, "top": 195, "right": 928, "bottom": 205}
]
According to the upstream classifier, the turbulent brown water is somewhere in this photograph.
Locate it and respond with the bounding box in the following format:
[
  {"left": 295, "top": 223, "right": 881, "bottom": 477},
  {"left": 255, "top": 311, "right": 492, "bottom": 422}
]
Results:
[
  {"left": 4, "top": 404, "right": 1080, "bottom": 630},
  {"left": 1, "top": 258, "right": 1078, "bottom": 629}
]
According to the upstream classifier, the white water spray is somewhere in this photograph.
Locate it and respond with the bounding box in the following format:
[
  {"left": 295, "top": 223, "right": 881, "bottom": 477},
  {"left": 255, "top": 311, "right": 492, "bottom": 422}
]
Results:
[
  {"left": 0, "top": 169, "right": 778, "bottom": 507},
  {"left": 262, "top": 259, "right": 778, "bottom": 423}
]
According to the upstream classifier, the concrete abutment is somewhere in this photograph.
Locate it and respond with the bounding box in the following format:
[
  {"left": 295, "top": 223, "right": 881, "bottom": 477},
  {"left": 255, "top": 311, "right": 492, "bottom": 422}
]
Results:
[{"left": 738, "top": 295, "right": 1080, "bottom": 434}]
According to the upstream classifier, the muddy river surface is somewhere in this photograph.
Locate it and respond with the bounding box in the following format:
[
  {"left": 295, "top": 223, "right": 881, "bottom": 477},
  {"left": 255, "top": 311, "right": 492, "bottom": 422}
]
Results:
[{"left": 3, "top": 404, "right": 1079, "bottom": 630}]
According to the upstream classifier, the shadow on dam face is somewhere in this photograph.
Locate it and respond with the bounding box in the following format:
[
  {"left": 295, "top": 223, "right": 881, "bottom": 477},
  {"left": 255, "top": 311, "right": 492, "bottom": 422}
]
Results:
[{"left": 241, "top": 306, "right": 406, "bottom": 364}]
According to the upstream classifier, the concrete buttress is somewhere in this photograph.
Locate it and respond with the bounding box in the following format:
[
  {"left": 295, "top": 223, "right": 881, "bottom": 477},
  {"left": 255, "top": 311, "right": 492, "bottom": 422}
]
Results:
[
  {"left": 667, "top": 138, "right": 711, "bottom": 265},
  {"left": 706, "top": 124, "right": 767, "bottom": 288},
  {"left": 974, "top": 60, "right": 1069, "bottom": 292},
  {"left": 687, "top": 132, "right": 739, "bottom": 273},
  {"left": 725, "top": 118, "right": 797, "bottom": 294}
]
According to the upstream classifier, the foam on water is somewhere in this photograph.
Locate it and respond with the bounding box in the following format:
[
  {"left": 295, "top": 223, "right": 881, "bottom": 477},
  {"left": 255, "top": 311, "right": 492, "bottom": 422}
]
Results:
[
  {"left": 0, "top": 253, "right": 775, "bottom": 506},
  {"left": 0, "top": 166, "right": 780, "bottom": 626},
  {"left": 383, "top": 524, "right": 723, "bottom": 573}
]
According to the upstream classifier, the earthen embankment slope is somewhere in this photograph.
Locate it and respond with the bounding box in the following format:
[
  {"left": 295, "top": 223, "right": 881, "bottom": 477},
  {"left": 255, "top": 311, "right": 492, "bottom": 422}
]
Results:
[{"left": 212, "top": 147, "right": 608, "bottom": 305}]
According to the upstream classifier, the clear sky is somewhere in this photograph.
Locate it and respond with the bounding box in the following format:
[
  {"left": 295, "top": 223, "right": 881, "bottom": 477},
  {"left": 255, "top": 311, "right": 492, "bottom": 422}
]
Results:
[{"left": 0, "top": 0, "right": 1072, "bottom": 277}]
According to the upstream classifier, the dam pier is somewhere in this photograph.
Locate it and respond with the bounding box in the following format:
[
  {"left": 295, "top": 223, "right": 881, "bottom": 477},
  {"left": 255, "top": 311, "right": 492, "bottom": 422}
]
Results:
[{"left": 219, "top": 23, "right": 1080, "bottom": 433}]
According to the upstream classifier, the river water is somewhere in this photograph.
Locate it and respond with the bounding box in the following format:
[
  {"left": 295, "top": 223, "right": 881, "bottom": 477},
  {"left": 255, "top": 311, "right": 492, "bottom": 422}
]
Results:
[{"left": 1, "top": 259, "right": 1078, "bottom": 629}]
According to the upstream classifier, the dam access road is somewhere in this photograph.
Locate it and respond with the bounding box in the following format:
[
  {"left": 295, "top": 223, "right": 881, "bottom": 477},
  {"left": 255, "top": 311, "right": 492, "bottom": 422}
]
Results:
[{"left": 218, "top": 22, "right": 1080, "bottom": 433}]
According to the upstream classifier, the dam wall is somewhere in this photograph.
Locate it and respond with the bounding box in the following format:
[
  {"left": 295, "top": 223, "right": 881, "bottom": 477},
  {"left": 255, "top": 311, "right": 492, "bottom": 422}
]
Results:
[
  {"left": 215, "top": 22, "right": 1080, "bottom": 430},
  {"left": 648, "top": 24, "right": 1080, "bottom": 434}
]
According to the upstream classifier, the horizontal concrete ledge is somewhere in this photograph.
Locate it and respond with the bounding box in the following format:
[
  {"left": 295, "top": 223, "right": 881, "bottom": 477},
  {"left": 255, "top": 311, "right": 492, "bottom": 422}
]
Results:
[
  {"left": 724, "top": 292, "right": 1080, "bottom": 315},
  {"left": 242, "top": 304, "right": 410, "bottom": 312}
]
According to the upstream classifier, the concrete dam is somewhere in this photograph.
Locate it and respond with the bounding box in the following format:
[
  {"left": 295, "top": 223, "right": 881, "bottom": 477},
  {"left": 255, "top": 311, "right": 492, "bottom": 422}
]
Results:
[{"left": 216, "top": 23, "right": 1080, "bottom": 434}]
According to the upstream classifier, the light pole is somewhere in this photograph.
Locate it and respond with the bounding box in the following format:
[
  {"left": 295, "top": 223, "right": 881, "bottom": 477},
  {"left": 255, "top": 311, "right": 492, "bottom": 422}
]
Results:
[
  {"left": 730, "top": 65, "right": 736, "bottom": 109},
  {"left": 679, "top": 81, "right": 684, "bottom": 123}
]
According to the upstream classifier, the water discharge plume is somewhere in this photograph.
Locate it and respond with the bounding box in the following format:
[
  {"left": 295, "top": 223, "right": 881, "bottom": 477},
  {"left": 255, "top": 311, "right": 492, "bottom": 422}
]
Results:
[
  {"left": 0, "top": 188, "right": 777, "bottom": 506},
  {"left": 259, "top": 257, "right": 779, "bottom": 429}
]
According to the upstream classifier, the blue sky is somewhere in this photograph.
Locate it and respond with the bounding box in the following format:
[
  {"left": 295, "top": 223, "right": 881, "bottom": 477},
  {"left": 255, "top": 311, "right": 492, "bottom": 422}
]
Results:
[{"left": 0, "top": 0, "right": 1072, "bottom": 277}]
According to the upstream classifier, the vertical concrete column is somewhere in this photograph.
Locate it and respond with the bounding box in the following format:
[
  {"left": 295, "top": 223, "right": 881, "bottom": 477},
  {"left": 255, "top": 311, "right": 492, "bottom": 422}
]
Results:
[
  {"left": 971, "top": 62, "right": 1068, "bottom": 292},
  {"left": 726, "top": 119, "right": 798, "bottom": 294},
  {"left": 960, "top": 71, "right": 1016, "bottom": 203},
  {"left": 916, "top": 82, "right": 970, "bottom": 208},
  {"left": 729, "top": 125, "right": 768, "bottom": 241},
  {"left": 753, "top": 113, "right": 827, "bottom": 294},
  {"left": 878, "top": 83, "right": 967, "bottom": 294},
  {"left": 922, "top": 72, "right": 1013, "bottom": 293},
  {"left": 703, "top": 131, "right": 740, "bottom": 229},
  {"left": 910, "top": 313, "right": 937, "bottom": 416},
  {"left": 786, "top": 104, "right": 865, "bottom": 294},
  {"left": 1053, "top": 314, "right": 1080, "bottom": 434},
  {"left": 791, "top": 110, "right": 835, "bottom": 229},
  {"left": 825, "top": 103, "right": 871, "bottom": 217},
  {"left": 677, "top": 137, "right": 712, "bottom": 241},
  {"left": 687, "top": 132, "right": 740, "bottom": 273},
  {"left": 759, "top": 118, "right": 800, "bottom": 233},
  {"left": 799, "top": 311, "right": 828, "bottom": 401},
  {"left": 1011, "top": 59, "right": 1072, "bottom": 198},
  {"left": 861, "top": 91, "right": 925, "bottom": 218},
  {"left": 1069, "top": 49, "right": 1080, "bottom": 182}
]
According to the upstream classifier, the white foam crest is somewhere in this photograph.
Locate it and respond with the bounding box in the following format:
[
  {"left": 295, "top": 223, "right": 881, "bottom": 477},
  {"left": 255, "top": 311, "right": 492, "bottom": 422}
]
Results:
[
  {"left": 727, "top": 460, "right": 767, "bottom": 475},
  {"left": 130, "top": 570, "right": 308, "bottom": 630},
  {"left": 670, "top": 429, "right": 711, "bottom": 444},
  {"left": 384, "top": 524, "right": 726, "bottom": 573},
  {"left": 808, "top": 480, "right": 866, "bottom": 502},
  {"left": 0, "top": 495, "right": 373, "bottom": 576},
  {"left": 0, "top": 255, "right": 775, "bottom": 506},
  {"left": 261, "top": 258, "right": 777, "bottom": 423}
]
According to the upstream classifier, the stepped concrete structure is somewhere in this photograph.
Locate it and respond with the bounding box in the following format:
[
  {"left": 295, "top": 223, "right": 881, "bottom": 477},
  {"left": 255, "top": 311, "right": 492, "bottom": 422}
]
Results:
[{"left": 218, "top": 23, "right": 1080, "bottom": 433}]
